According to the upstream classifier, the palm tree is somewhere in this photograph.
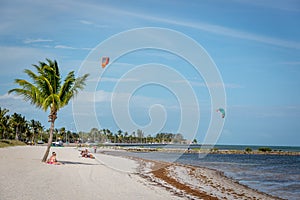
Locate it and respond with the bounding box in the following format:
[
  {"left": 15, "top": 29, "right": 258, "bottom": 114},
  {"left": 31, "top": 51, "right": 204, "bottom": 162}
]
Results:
[
  {"left": 90, "top": 128, "right": 98, "bottom": 142},
  {"left": 137, "top": 129, "right": 144, "bottom": 143},
  {"left": 36, "top": 121, "right": 44, "bottom": 142},
  {"left": 8, "top": 59, "right": 89, "bottom": 162},
  {"left": 10, "top": 113, "right": 26, "bottom": 140},
  {"left": 59, "top": 127, "right": 66, "bottom": 142},
  {"left": 0, "top": 107, "right": 10, "bottom": 139},
  {"left": 117, "top": 129, "right": 123, "bottom": 143},
  {"left": 29, "top": 119, "right": 43, "bottom": 144},
  {"left": 29, "top": 119, "right": 37, "bottom": 143},
  {"left": 0, "top": 115, "right": 10, "bottom": 139}
]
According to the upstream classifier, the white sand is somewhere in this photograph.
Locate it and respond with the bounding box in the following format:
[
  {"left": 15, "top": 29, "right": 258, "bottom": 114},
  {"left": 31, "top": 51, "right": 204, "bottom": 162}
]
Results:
[{"left": 0, "top": 146, "right": 183, "bottom": 200}]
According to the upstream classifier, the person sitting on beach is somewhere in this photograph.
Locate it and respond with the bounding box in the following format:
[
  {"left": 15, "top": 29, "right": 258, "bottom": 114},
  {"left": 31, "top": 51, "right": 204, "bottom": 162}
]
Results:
[
  {"left": 81, "top": 149, "right": 88, "bottom": 157},
  {"left": 80, "top": 149, "right": 95, "bottom": 159},
  {"left": 47, "top": 152, "right": 62, "bottom": 165}
]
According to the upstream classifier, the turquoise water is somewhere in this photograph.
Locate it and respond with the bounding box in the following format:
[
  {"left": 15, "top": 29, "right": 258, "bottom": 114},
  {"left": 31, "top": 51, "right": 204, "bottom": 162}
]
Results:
[{"left": 103, "top": 150, "right": 300, "bottom": 199}]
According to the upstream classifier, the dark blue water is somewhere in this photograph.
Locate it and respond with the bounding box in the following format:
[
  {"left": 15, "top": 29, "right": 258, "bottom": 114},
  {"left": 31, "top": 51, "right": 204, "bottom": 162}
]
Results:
[{"left": 103, "top": 151, "right": 300, "bottom": 199}]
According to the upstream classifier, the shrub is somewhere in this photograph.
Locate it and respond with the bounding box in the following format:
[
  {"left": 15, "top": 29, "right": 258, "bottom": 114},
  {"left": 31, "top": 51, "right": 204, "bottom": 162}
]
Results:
[
  {"left": 258, "top": 147, "right": 272, "bottom": 152},
  {"left": 0, "top": 140, "right": 26, "bottom": 148},
  {"left": 210, "top": 147, "right": 219, "bottom": 152},
  {"left": 245, "top": 147, "right": 252, "bottom": 152}
]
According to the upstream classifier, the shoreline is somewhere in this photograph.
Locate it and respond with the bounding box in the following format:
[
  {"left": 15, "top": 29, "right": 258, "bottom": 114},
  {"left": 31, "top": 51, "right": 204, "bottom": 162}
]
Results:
[
  {"left": 121, "top": 146, "right": 300, "bottom": 156},
  {"left": 140, "top": 159, "right": 281, "bottom": 200},
  {"left": 99, "top": 149, "right": 281, "bottom": 200},
  {"left": 58, "top": 142, "right": 300, "bottom": 155}
]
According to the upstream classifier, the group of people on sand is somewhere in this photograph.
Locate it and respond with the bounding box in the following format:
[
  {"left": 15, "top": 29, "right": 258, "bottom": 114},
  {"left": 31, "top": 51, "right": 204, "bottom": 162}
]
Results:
[
  {"left": 46, "top": 152, "right": 62, "bottom": 165},
  {"left": 46, "top": 148, "right": 96, "bottom": 165},
  {"left": 80, "top": 149, "right": 95, "bottom": 159}
]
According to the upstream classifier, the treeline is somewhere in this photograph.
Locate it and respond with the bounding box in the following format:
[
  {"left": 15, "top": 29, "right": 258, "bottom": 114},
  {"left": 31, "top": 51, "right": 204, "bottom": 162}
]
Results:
[
  {"left": 0, "top": 107, "right": 78, "bottom": 143},
  {"left": 78, "top": 128, "right": 188, "bottom": 144},
  {"left": 0, "top": 107, "right": 189, "bottom": 144}
]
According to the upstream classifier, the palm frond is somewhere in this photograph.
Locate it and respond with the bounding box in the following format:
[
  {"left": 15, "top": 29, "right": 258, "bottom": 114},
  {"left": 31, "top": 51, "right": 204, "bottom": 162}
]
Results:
[
  {"left": 9, "top": 59, "right": 88, "bottom": 113},
  {"left": 59, "top": 71, "right": 75, "bottom": 102},
  {"left": 60, "top": 73, "right": 89, "bottom": 107}
]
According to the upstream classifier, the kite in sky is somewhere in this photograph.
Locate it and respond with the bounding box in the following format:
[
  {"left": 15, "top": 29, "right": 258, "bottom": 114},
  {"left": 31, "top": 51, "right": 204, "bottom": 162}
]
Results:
[
  {"left": 101, "top": 57, "right": 109, "bottom": 68},
  {"left": 217, "top": 108, "right": 225, "bottom": 118}
]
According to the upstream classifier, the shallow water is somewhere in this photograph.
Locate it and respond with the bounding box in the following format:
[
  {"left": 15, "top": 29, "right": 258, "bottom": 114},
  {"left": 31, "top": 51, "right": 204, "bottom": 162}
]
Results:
[
  {"left": 103, "top": 151, "right": 300, "bottom": 199},
  {"left": 178, "top": 153, "right": 300, "bottom": 200}
]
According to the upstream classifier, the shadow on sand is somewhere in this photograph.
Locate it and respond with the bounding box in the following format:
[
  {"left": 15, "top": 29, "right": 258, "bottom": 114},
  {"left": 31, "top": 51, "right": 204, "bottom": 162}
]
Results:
[{"left": 60, "top": 160, "right": 101, "bottom": 165}]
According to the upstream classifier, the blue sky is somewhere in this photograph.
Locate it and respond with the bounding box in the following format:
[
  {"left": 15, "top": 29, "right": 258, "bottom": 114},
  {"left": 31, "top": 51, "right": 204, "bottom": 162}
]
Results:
[{"left": 0, "top": 0, "right": 299, "bottom": 146}]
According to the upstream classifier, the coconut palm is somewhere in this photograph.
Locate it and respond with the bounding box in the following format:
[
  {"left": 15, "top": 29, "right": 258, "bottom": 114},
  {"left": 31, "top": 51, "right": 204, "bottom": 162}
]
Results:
[
  {"left": 28, "top": 119, "right": 43, "bottom": 144},
  {"left": 9, "top": 113, "right": 26, "bottom": 140},
  {"left": 0, "top": 107, "right": 10, "bottom": 139},
  {"left": 8, "top": 59, "right": 89, "bottom": 162}
]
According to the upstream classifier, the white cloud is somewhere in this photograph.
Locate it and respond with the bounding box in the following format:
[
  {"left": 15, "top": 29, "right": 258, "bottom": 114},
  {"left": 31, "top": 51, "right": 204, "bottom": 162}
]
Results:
[
  {"left": 82, "top": 47, "right": 93, "bottom": 51},
  {"left": 79, "top": 20, "right": 93, "bottom": 25},
  {"left": 54, "top": 45, "right": 77, "bottom": 50},
  {"left": 75, "top": 89, "right": 173, "bottom": 107},
  {"left": 2, "top": 0, "right": 299, "bottom": 50},
  {"left": 75, "top": 90, "right": 111, "bottom": 103},
  {"left": 172, "top": 80, "right": 243, "bottom": 89},
  {"left": 75, "top": 1, "right": 300, "bottom": 49},
  {"left": 92, "top": 3, "right": 300, "bottom": 50},
  {"left": 23, "top": 38, "right": 53, "bottom": 44},
  {"left": 0, "top": 93, "right": 38, "bottom": 113},
  {"left": 0, "top": 46, "right": 55, "bottom": 76},
  {"left": 100, "top": 77, "right": 139, "bottom": 83},
  {"left": 0, "top": 93, "right": 22, "bottom": 100},
  {"left": 79, "top": 19, "right": 108, "bottom": 29},
  {"left": 54, "top": 45, "right": 92, "bottom": 51},
  {"left": 87, "top": 77, "right": 138, "bottom": 83},
  {"left": 151, "top": 17, "right": 300, "bottom": 50}
]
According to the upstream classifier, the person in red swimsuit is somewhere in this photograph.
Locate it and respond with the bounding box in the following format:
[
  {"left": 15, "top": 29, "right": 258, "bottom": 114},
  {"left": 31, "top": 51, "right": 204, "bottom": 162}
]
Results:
[{"left": 47, "top": 152, "right": 61, "bottom": 165}]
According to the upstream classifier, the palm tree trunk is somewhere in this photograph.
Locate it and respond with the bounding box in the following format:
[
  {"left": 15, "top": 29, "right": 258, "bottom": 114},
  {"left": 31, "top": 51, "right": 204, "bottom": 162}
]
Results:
[{"left": 42, "top": 121, "right": 54, "bottom": 162}]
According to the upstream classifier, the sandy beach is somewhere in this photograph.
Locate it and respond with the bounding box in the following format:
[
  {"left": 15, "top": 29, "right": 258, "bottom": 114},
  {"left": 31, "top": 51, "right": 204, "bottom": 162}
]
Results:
[
  {"left": 0, "top": 146, "right": 182, "bottom": 200},
  {"left": 0, "top": 146, "right": 279, "bottom": 200}
]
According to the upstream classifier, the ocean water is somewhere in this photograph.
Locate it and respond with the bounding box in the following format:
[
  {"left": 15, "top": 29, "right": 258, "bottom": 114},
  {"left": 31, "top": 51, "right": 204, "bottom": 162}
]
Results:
[
  {"left": 103, "top": 150, "right": 300, "bottom": 200},
  {"left": 178, "top": 153, "right": 300, "bottom": 200},
  {"left": 108, "top": 144, "right": 300, "bottom": 152}
]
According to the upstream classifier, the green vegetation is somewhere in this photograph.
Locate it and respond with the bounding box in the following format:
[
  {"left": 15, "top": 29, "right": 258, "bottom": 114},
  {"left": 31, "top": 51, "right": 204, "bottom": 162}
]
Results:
[
  {"left": 1, "top": 107, "right": 189, "bottom": 147},
  {"left": 0, "top": 107, "right": 81, "bottom": 144},
  {"left": 210, "top": 147, "right": 219, "bottom": 152},
  {"left": 8, "top": 59, "right": 89, "bottom": 162},
  {"left": 258, "top": 147, "right": 272, "bottom": 152},
  {"left": 0, "top": 139, "right": 26, "bottom": 148},
  {"left": 79, "top": 129, "right": 188, "bottom": 144},
  {"left": 245, "top": 147, "right": 252, "bottom": 152},
  {"left": 1, "top": 107, "right": 47, "bottom": 143}
]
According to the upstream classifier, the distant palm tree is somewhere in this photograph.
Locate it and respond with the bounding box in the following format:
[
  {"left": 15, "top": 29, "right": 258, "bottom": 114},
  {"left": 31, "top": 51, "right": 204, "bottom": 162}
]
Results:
[
  {"left": 0, "top": 107, "right": 10, "bottom": 139},
  {"left": 1, "top": 116, "right": 10, "bottom": 139},
  {"left": 59, "top": 127, "right": 66, "bottom": 142},
  {"left": 29, "top": 119, "right": 42, "bottom": 144},
  {"left": 0, "top": 107, "right": 9, "bottom": 120},
  {"left": 10, "top": 113, "right": 26, "bottom": 140},
  {"left": 9, "top": 59, "right": 89, "bottom": 162},
  {"left": 0, "top": 107, "right": 9, "bottom": 139}
]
